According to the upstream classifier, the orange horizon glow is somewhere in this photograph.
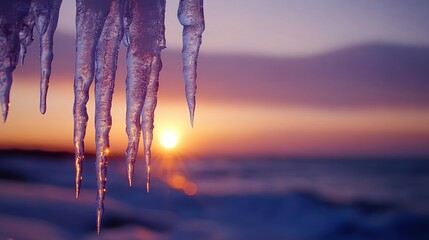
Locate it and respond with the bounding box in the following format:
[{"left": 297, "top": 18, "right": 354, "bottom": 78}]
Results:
[{"left": 1, "top": 79, "right": 429, "bottom": 157}]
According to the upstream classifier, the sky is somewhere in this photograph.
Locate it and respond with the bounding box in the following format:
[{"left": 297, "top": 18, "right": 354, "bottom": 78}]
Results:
[
  {"left": 1, "top": 0, "right": 429, "bottom": 157},
  {"left": 57, "top": 0, "right": 429, "bottom": 56}
]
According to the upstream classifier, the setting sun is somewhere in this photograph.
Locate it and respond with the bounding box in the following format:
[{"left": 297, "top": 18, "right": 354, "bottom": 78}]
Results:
[{"left": 160, "top": 131, "right": 179, "bottom": 149}]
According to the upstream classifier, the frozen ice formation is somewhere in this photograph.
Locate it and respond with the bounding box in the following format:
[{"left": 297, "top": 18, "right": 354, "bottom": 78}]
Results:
[
  {"left": 123, "top": 0, "right": 165, "bottom": 194},
  {"left": 31, "top": 0, "right": 62, "bottom": 114},
  {"left": 0, "top": 1, "right": 31, "bottom": 122},
  {"left": 73, "top": 0, "right": 204, "bottom": 234},
  {"left": 178, "top": 0, "right": 205, "bottom": 127},
  {"left": 0, "top": 0, "right": 62, "bottom": 121},
  {"left": 73, "top": 0, "right": 124, "bottom": 234},
  {"left": 0, "top": 0, "right": 204, "bottom": 234}
]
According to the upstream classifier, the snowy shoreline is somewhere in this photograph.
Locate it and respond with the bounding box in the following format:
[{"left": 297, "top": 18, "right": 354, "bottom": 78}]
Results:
[{"left": 0, "top": 149, "right": 428, "bottom": 239}]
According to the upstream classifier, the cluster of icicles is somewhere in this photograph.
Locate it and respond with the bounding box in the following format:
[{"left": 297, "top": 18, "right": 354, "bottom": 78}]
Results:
[{"left": 0, "top": 0, "right": 204, "bottom": 233}]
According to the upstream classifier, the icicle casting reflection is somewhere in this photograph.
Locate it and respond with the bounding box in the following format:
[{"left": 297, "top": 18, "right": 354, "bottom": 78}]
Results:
[{"left": 0, "top": 0, "right": 205, "bottom": 234}]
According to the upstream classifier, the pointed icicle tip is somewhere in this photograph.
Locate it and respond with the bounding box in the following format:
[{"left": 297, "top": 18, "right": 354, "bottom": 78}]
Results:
[
  {"left": 75, "top": 180, "right": 81, "bottom": 199},
  {"left": 188, "top": 97, "right": 195, "bottom": 128},
  {"left": 75, "top": 154, "right": 83, "bottom": 198},
  {"left": 39, "top": 77, "right": 49, "bottom": 115},
  {"left": 1, "top": 104, "right": 8, "bottom": 123},
  {"left": 128, "top": 175, "right": 132, "bottom": 187},
  {"left": 146, "top": 164, "right": 151, "bottom": 193},
  {"left": 97, "top": 209, "right": 101, "bottom": 236},
  {"left": 75, "top": 176, "right": 81, "bottom": 198},
  {"left": 127, "top": 163, "right": 133, "bottom": 187},
  {"left": 40, "top": 104, "right": 46, "bottom": 115},
  {"left": 189, "top": 109, "right": 194, "bottom": 128},
  {"left": 20, "top": 54, "right": 25, "bottom": 66},
  {"left": 2, "top": 112, "right": 7, "bottom": 123},
  {"left": 96, "top": 210, "right": 102, "bottom": 235}
]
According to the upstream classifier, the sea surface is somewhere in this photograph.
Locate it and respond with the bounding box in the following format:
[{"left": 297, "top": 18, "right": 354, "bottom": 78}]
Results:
[{"left": 0, "top": 150, "right": 428, "bottom": 240}]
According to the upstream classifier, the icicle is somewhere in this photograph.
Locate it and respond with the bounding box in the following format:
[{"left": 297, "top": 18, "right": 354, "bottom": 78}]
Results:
[
  {"left": 36, "top": 0, "right": 62, "bottom": 114},
  {"left": 0, "top": 70, "right": 12, "bottom": 122},
  {"left": 142, "top": 56, "right": 161, "bottom": 192},
  {"left": 142, "top": 1, "right": 165, "bottom": 192},
  {"left": 0, "top": 1, "right": 31, "bottom": 122},
  {"left": 124, "top": 68, "right": 144, "bottom": 189},
  {"left": 2, "top": 0, "right": 206, "bottom": 234},
  {"left": 18, "top": 0, "right": 35, "bottom": 53},
  {"left": 32, "top": 1, "right": 51, "bottom": 38},
  {"left": 124, "top": 0, "right": 165, "bottom": 190},
  {"left": 94, "top": 0, "right": 123, "bottom": 234},
  {"left": 19, "top": 17, "right": 34, "bottom": 66},
  {"left": 178, "top": 0, "right": 205, "bottom": 127},
  {"left": 123, "top": 0, "right": 143, "bottom": 188},
  {"left": 16, "top": 0, "right": 63, "bottom": 114},
  {"left": 73, "top": 0, "right": 110, "bottom": 198}
]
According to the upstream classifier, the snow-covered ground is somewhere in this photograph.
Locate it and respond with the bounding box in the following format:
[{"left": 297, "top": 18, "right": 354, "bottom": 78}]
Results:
[{"left": 0, "top": 150, "right": 428, "bottom": 239}]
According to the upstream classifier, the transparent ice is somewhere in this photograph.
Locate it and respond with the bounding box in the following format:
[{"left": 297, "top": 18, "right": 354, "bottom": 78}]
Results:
[
  {"left": 0, "top": 1, "right": 30, "bottom": 122},
  {"left": 0, "top": 0, "right": 204, "bottom": 234},
  {"left": 178, "top": 0, "right": 205, "bottom": 127}
]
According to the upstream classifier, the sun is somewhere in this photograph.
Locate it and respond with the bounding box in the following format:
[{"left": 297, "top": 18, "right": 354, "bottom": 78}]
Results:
[{"left": 160, "top": 131, "right": 179, "bottom": 149}]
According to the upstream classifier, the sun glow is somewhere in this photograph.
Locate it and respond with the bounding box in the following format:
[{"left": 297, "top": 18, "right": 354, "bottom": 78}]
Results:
[{"left": 160, "top": 131, "right": 179, "bottom": 149}]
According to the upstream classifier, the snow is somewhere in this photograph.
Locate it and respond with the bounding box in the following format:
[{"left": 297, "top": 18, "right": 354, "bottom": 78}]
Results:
[{"left": 1, "top": 151, "right": 429, "bottom": 239}]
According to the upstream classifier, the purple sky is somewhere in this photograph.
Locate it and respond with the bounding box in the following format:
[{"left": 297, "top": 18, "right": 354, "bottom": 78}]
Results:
[{"left": 56, "top": 0, "right": 429, "bottom": 56}]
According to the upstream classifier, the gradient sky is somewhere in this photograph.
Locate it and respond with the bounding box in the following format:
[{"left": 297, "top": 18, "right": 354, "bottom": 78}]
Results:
[
  {"left": 1, "top": 1, "right": 429, "bottom": 157},
  {"left": 57, "top": 0, "right": 429, "bottom": 56}
]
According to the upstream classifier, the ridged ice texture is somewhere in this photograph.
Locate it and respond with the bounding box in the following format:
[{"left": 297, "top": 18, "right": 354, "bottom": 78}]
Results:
[
  {"left": 178, "top": 0, "right": 205, "bottom": 127},
  {"left": 124, "top": 0, "right": 165, "bottom": 191},
  {"left": 94, "top": 0, "right": 123, "bottom": 234},
  {"left": 73, "top": 0, "right": 125, "bottom": 234},
  {"left": 1, "top": 0, "right": 62, "bottom": 121},
  {"left": 141, "top": 56, "right": 162, "bottom": 192},
  {"left": 16, "top": 0, "right": 62, "bottom": 114},
  {"left": 1, "top": 0, "right": 204, "bottom": 235},
  {"left": 0, "top": 1, "right": 31, "bottom": 122},
  {"left": 73, "top": 0, "right": 109, "bottom": 199},
  {"left": 35, "top": 0, "right": 62, "bottom": 114},
  {"left": 19, "top": 4, "right": 35, "bottom": 66}
]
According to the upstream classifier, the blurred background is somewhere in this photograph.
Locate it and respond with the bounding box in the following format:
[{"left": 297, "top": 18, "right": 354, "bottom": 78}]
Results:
[{"left": 1, "top": 0, "right": 429, "bottom": 239}]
